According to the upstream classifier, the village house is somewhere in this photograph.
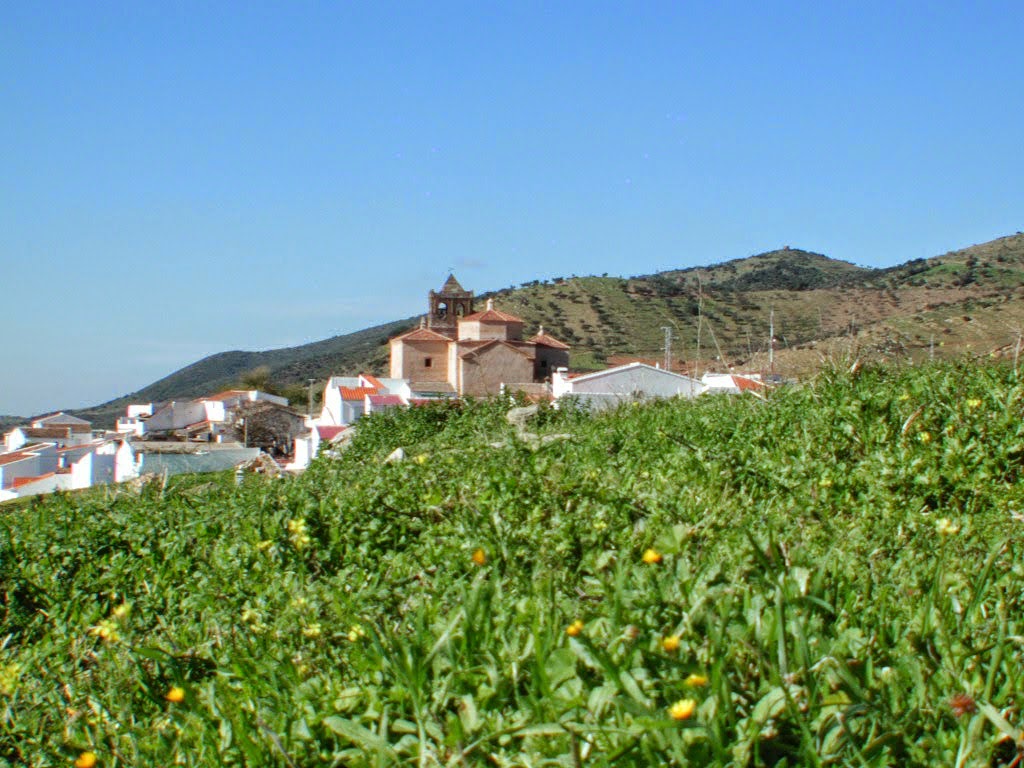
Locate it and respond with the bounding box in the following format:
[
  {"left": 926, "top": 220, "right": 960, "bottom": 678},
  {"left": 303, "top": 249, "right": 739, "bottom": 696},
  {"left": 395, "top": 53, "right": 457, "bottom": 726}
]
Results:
[
  {"left": 132, "top": 389, "right": 289, "bottom": 441},
  {"left": 552, "top": 362, "right": 702, "bottom": 410},
  {"left": 0, "top": 436, "right": 139, "bottom": 502}
]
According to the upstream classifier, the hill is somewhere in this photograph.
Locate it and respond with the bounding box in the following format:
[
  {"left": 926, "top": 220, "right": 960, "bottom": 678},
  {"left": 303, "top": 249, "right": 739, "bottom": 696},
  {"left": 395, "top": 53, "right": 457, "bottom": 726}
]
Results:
[
  {"left": 76, "top": 233, "right": 1024, "bottom": 426},
  {"left": 4, "top": 362, "right": 1022, "bottom": 764}
]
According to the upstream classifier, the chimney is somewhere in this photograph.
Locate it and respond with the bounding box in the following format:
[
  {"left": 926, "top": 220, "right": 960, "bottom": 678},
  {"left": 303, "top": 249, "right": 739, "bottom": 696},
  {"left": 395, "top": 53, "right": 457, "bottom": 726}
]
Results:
[{"left": 486, "top": 298, "right": 494, "bottom": 311}]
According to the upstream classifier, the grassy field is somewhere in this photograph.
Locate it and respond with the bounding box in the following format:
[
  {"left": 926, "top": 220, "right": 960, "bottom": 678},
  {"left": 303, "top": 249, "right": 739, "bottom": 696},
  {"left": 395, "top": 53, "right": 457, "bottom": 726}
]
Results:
[{"left": 3, "top": 361, "right": 1023, "bottom": 766}]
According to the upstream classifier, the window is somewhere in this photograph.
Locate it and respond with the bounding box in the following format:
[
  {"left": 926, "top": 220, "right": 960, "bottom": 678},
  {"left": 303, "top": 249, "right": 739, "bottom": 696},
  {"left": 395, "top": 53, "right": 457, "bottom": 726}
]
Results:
[{"left": 424, "top": 357, "right": 432, "bottom": 368}]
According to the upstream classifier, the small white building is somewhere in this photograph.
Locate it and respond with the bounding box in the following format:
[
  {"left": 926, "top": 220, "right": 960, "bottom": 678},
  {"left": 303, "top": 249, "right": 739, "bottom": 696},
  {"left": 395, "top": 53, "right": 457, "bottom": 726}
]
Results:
[
  {"left": 319, "top": 374, "right": 410, "bottom": 427},
  {"left": 552, "top": 363, "right": 702, "bottom": 411}
]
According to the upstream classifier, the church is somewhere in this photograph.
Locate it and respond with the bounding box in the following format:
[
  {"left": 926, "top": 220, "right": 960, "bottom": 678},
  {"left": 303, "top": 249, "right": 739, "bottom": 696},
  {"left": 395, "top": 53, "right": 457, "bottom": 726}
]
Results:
[{"left": 389, "top": 275, "right": 569, "bottom": 397}]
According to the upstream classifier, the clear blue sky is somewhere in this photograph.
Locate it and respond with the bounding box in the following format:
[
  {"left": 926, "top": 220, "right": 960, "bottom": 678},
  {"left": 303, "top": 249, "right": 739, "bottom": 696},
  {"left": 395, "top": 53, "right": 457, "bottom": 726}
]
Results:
[{"left": 2, "top": 1, "right": 1022, "bottom": 416}]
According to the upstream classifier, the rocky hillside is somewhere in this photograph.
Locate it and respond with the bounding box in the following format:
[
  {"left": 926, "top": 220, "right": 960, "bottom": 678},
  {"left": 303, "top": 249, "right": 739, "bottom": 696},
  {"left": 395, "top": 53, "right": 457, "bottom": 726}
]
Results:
[{"left": 76, "top": 233, "right": 1024, "bottom": 425}]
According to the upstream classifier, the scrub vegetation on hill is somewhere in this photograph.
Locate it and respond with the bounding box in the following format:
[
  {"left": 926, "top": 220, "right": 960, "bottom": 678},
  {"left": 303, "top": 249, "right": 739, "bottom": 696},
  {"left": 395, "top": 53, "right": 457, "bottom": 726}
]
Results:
[
  {"left": 73, "top": 233, "right": 1024, "bottom": 428},
  {"left": 3, "top": 361, "right": 1024, "bottom": 766}
]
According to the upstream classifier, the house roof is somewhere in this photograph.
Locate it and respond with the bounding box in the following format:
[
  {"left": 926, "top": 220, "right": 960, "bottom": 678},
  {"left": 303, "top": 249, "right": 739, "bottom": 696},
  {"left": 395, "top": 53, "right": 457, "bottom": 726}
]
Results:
[
  {"left": 203, "top": 390, "right": 250, "bottom": 402},
  {"left": 360, "top": 373, "right": 385, "bottom": 390},
  {"left": 461, "top": 307, "right": 524, "bottom": 324},
  {"left": 0, "top": 450, "right": 38, "bottom": 466},
  {"left": 340, "top": 386, "right": 377, "bottom": 402},
  {"left": 33, "top": 412, "right": 91, "bottom": 427},
  {"left": 528, "top": 332, "right": 570, "bottom": 350},
  {"left": 732, "top": 375, "right": 766, "bottom": 392},
  {"left": 565, "top": 362, "right": 700, "bottom": 386},
  {"left": 391, "top": 327, "right": 452, "bottom": 343},
  {"left": 367, "top": 394, "right": 403, "bottom": 406},
  {"left": 316, "top": 426, "right": 348, "bottom": 440},
  {"left": 13, "top": 472, "right": 56, "bottom": 489},
  {"left": 19, "top": 427, "right": 73, "bottom": 439}
]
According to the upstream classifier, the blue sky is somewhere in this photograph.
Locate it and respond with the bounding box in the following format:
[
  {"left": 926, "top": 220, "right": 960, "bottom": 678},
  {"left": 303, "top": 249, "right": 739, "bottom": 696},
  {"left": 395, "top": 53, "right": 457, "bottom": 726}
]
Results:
[{"left": 2, "top": 1, "right": 1022, "bottom": 416}]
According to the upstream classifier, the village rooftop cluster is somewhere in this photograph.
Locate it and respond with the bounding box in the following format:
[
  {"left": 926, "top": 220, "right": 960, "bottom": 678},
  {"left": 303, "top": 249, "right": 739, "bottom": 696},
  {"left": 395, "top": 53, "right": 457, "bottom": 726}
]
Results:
[{"left": 0, "top": 276, "right": 769, "bottom": 502}]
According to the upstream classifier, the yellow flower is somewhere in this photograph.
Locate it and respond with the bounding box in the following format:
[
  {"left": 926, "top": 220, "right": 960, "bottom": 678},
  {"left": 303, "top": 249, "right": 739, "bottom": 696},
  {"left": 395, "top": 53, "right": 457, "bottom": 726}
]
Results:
[
  {"left": 471, "top": 548, "right": 487, "bottom": 566},
  {"left": 75, "top": 752, "right": 98, "bottom": 768},
  {"left": 918, "top": 431, "right": 932, "bottom": 444},
  {"left": 302, "top": 623, "right": 322, "bottom": 639},
  {"left": 642, "top": 548, "right": 663, "bottom": 564},
  {"left": 936, "top": 517, "right": 960, "bottom": 536},
  {"left": 662, "top": 635, "right": 680, "bottom": 652},
  {"left": 414, "top": 454, "right": 427, "bottom": 465},
  {"left": 347, "top": 625, "right": 366, "bottom": 642},
  {"left": 112, "top": 603, "right": 131, "bottom": 620},
  {"left": 0, "top": 662, "right": 20, "bottom": 696},
  {"left": 684, "top": 673, "right": 708, "bottom": 687},
  {"left": 287, "top": 519, "right": 311, "bottom": 549},
  {"left": 165, "top": 686, "right": 185, "bottom": 703},
  {"left": 256, "top": 539, "right": 275, "bottom": 552},
  {"left": 966, "top": 398, "right": 982, "bottom": 409},
  {"left": 566, "top": 619, "right": 584, "bottom": 637},
  {"left": 668, "top": 698, "right": 697, "bottom": 720},
  {"left": 88, "top": 619, "right": 120, "bottom": 643}
]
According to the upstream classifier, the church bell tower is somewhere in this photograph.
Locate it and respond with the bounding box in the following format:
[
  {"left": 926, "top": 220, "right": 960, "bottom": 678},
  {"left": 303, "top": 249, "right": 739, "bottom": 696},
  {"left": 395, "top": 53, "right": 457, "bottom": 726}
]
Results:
[{"left": 427, "top": 274, "right": 474, "bottom": 337}]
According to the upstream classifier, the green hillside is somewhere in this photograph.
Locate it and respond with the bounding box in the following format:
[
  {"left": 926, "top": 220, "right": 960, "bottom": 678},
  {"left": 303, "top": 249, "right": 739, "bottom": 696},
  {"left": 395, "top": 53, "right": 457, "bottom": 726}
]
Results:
[
  {"left": 76, "top": 233, "right": 1024, "bottom": 426},
  {"left": 3, "top": 361, "right": 1023, "bottom": 765}
]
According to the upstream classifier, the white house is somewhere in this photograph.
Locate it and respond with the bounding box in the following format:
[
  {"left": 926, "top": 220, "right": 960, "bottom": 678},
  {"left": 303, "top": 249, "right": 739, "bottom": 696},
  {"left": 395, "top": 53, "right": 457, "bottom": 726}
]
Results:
[
  {"left": 139, "top": 390, "right": 289, "bottom": 440},
  {"left": 319, "top": 374, "right": 410, "bottom": 427},
  {"left": 288, "top": 425, "right": 350, "bottom": 471},
  {"left": 552, "top": 363, "right": 702, "bottom": 411},
  {"left": 0, "top": 444, "right": 59, "bottom": 496},
  {"left": 0, "top": 439, "right": 141, "bottom": 501}
]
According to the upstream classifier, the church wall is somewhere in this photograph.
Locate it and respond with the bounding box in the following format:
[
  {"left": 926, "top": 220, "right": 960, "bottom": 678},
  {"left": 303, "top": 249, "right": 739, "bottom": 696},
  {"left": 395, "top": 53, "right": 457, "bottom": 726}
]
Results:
[
  {"left": 534, "top": 346, "right": 570, "bottom": 381},
  {"left": 458, "top": 319, "right": 523, "bottom": 342},
  {"left": 459, "top": 345, "right": 535, "bottom": 397},
  {"left": 395, "top": 339, "right": 450, "bottom": 383}
]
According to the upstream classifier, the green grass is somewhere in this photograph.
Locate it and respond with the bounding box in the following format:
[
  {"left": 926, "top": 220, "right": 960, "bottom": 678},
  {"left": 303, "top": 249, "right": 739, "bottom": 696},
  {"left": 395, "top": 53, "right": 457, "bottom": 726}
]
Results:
[{"left": 3, "top": 361, "right": 1024, "bottom": 766}]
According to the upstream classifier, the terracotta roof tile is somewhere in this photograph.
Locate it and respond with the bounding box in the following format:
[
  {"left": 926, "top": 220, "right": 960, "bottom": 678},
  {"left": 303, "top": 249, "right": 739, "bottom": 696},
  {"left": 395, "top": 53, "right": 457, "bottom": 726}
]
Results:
[
  {"left": 461, "top": 308, "right": 523, "bottom": 323},
  {"left": 13, "top": 472, "right": 55, "bottom": 489},
  {"left": 0, "top": 451, "right": 36, "bottom": 466},
  {"left": 529, "top": 332, "right": 570, "bottom": 350},
  {"left": 316, "top": 426, "right": 348, "bottom": 440},
  {"left": 340, "top": 387, "right": 377, "bottom": 401},
  {"left": 392, "top": 327, "right": 452, "bottom": 343}
]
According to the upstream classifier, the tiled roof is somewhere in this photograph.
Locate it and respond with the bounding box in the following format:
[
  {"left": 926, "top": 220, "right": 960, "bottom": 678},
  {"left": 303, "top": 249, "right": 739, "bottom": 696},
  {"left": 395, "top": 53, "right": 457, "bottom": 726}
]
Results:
[
  {"left": 203, "top": 390, "right": 249, "bottom": 402},
  {"left": 19, "top": 427, "right": 72, "bottom": 439},
  {"left": 316, "top": 426, "right": 348, "bottom": 440},
  {"left": 732, "top": 375, "right": 766, "bottom": 392},
  {"left": 529, "top": 332, "right": 570, "bottom": 350},
  {"left": 33, "top": 412, "right": 92, "bottom": 427},
  {"left": 13, "top": 472, "right": 55, "bottom": 489},
  {"left": 360, "top": 374, "right": 385, "bottom": 390},
  {"left": 461, "top": 308, "right": 523, "bottom": 323},
  {"left": 367, "top": 394, "right": 403, "bottom": 406},
  {"left": 0, "top": 451, "right": 36, "bottom": 466},
  {"left": 391, "top": 327, "right": 452, "bottom": 343},
  {"left": 340, "top": 387, "right": 377, "bottom": 401}
]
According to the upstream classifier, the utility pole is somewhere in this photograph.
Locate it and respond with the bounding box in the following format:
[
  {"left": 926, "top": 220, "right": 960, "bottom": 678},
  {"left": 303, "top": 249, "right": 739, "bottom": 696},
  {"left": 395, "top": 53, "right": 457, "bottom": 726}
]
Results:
[
  {"left": 661, "top": 326, "right": 672, "bottom": 371},
  {"left": 769, "top": 308, "right": 775, "bottom": 376}
]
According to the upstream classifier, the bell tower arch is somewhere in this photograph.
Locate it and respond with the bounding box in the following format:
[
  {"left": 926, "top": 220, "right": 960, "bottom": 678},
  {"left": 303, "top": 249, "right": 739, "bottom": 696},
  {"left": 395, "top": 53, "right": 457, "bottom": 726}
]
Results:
[{"left": 427, "top": 274, "right": 474, "bottom": 337}]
